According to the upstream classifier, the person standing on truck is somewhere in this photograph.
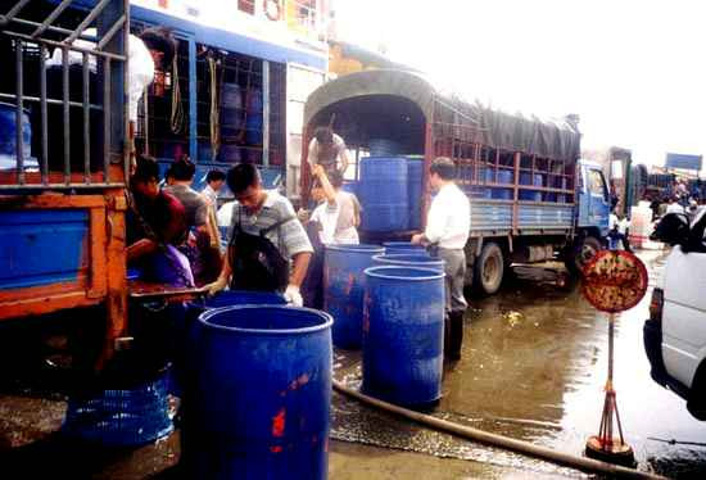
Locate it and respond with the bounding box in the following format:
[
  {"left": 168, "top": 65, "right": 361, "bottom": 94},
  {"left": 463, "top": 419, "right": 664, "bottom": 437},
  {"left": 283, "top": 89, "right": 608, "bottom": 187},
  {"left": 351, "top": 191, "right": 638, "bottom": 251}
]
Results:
[
  {"left": 207, "top": 163, "right": 313, "bottom": 306},
  {"left": 411, "top": 157, "right": 470, "bottom": 361},
  {"left": 45, "top": 26, "right": 176, "bottom": 171},
  {"left": 307, "top": 126, "right": 350, "bottom": 178}
]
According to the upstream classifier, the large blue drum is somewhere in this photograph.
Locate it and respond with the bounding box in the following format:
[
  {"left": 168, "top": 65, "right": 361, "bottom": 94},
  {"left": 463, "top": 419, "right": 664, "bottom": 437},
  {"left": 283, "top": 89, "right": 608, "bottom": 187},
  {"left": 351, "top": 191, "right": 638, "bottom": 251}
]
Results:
[
  {"left": 362, "top": 266, "right": 445, "bottom": 407},
  {"left": 363, "top": 266, "right": 444, "bottom": 407},
  {"left": 324, "top": 244, "right": 384, "bottom": 349},
  {"left": 0, "top": 102, "right": 31, "bottom": 167},
  {"left": 358, "top": 157, "right": 408, "bottom": 232},
  {"left": 184, "top": 306, "right": 333, "bottom": 480}
]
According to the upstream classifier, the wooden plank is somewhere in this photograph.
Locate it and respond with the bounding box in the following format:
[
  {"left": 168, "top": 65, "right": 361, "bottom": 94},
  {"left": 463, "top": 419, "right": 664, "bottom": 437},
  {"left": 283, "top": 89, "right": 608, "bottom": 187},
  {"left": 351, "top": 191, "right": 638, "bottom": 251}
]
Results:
[
  {"left": 0, "top": 194, "right": 106, "bottom": 209},
  {"left": 87, "top": 206, "right": 108, "bottom": 299},
  {"left": 0, "top": 290, "right": 100, "bottom": 321}
]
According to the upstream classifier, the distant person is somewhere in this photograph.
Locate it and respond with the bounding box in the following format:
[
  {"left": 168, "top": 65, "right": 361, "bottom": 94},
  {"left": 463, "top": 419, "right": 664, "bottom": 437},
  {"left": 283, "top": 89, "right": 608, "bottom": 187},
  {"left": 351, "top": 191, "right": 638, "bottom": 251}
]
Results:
[
  {"left": 208, "top": 163, "right": 313, "bottom": 306},
  {"left": 411, "top": 157, "right": 470, "bottom": 361},
  {"left": 307, "top": 126, "right": 350, "bottom": 178},
  {"left": 127, "top": 156, "right": 193, "bottom": 287},
  {"left": 666, "top": 196, "right": 685, "bottom": 215},
  {"left": 164, "top": 158, "right": 221, "bottom": 285},
  {"left": 201, "top": 170, "right": 226, "bottom": 207}
]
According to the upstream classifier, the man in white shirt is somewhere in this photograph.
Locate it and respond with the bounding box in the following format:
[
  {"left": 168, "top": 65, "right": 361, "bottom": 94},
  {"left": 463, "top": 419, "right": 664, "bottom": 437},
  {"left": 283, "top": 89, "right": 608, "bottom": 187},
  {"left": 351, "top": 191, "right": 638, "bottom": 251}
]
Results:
[
  {"left": 411, "top": 157, "right": 471, "bottom": 360},
  {"left": 45, "top": 26, "right": 176, "bottom": 171}
]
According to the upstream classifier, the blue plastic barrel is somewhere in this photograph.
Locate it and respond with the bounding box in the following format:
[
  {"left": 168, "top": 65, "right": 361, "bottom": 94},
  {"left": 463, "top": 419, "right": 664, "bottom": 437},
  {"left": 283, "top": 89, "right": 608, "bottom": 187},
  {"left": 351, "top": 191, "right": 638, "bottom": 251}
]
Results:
[
  {"left": 362, "top": 266, "right": 445, "bottom": 407},
  {"left": 220, "top": 83, "right": 243, "bottom": 139},
  {"left": 382, "top": 241, "right": 429, "bottom": 256},
  {"left": 368, "top": 138, "right": 401, "bottom": 156},
  {"left": 324, "top": 244, "right": 384, "bottom": 349},
  {"left": 185, "top": 306, "right": 332, "bottom": 480},
  {"left": 372, "top": 254, "right": 445, "bottom": 273},
  {"left": 519, "top": 173, "right": 543, "bottom": 201},
  {"left": 206, "top": 290, "right": 287, "bottom": 309},
  {"left": 407, "top": 157, "right": 424, "bottom": 230},
  {"left": 359, "top": 157, "right": 409, "bottom": 232},
  {"left": 0, "top": 102, "right": 31, "bottom": 166},
  {"left": 490, "top": 170, "right": 514, "bottom": 200}
]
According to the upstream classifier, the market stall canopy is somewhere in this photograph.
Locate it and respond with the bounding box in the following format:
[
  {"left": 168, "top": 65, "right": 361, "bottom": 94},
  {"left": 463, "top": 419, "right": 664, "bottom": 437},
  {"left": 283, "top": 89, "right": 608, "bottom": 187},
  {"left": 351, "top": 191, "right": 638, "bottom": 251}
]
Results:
[{"left": 305, "top": 69, "right": 581, "bottom": 160}]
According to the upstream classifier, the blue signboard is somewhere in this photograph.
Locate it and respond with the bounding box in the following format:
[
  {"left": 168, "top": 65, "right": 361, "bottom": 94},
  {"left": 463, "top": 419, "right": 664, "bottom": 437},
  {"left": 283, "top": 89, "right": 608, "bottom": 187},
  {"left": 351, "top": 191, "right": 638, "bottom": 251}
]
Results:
[{"left": 665, "top": 153, "right": 703, "bottom": 171}]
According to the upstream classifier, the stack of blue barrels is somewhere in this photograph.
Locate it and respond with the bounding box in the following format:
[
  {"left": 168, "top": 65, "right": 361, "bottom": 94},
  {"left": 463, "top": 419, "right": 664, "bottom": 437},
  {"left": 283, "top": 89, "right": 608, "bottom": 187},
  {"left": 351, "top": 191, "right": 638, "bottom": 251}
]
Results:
[
  {"left": 219, "top": 83, "right": 243, "bottom": 163},
  {"left": 245, "top": 88, "right": 263, "bottom": 147},
  {"left": 358, "top": 157, "right": 409, "bottom": 232},
  {"left": 519, "top": 172, "right": 544, "bottom": 201},
  {"left": 406, "top": 157, "right": 424, "bottom": 230},
  {"left": 183, "top": 304, "right": 333, "bottom": 480}
]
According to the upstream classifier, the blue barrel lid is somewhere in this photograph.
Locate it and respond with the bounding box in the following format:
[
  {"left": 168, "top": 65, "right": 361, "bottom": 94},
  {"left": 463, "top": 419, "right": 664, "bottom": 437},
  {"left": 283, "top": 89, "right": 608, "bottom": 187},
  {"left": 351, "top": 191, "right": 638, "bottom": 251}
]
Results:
[
  {"left": 372, "top": 254, "right": 444, "bottom": 268},
  {"left": 199, "top": 305, "right": 333, "bottom": 335},
  {"left": 325, "top": 243, "right": 384, "bottom": 254},
  {"left": 364, "top": 265, "right": 444, "bottom": 281}
]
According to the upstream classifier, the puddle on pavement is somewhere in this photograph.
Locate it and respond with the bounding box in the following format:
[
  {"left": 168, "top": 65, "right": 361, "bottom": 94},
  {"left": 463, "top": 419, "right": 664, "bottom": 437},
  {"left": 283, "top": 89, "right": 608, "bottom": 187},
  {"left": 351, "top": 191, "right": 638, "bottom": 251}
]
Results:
[{"left": 334, "top": 250, "right": 706, "bottom": 479}]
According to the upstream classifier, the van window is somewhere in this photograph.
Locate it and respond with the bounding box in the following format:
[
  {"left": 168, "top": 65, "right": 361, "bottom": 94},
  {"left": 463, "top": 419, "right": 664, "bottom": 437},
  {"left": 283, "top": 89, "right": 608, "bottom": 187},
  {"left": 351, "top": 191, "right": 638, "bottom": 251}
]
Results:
[{"left": 588, "top": 169, "right": 608, "bottom": 200}]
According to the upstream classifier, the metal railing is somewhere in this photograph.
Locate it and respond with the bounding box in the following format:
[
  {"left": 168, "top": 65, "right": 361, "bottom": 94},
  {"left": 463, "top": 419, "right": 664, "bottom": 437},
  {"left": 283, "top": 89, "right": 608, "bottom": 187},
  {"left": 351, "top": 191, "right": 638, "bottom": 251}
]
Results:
[{"left": 0, "top": 0, "right": 129, "bottom": 189}]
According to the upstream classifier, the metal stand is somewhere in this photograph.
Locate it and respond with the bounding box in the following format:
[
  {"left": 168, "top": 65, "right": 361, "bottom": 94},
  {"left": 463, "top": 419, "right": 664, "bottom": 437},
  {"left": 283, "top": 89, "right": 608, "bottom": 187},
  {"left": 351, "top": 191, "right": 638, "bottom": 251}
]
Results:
[{"left": 585, "top": 314, "right": 635, "bottom": 466}]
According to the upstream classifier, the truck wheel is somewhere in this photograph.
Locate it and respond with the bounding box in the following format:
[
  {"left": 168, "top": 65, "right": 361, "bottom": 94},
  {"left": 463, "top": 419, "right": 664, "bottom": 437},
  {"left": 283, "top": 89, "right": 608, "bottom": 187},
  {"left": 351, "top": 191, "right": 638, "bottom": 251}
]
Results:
[
  {"left": 687, "top": 362, "right": 706, "bottom": 421},
  {"left": 474, "top": 242, "right": 504, "bottom": 295},
  {"left": 567, "top": 236, "right": 602, "bottom": 275}
]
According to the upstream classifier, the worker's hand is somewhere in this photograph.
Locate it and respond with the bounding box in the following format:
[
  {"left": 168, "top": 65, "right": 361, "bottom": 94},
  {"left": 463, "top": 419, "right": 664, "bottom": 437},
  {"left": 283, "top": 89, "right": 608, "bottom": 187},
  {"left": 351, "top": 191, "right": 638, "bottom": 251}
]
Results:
[
  {"left": 206, "top": 276, "right": 228, "bottom": 297},
  {"left": 312, "top": 164, "right": 324, "bottom": 178},
  {"left": 410, "top": 234, "right": 425, "bottom": 245},
  {"left": 284, "top": 284, "right": 303, "bottom": 307}
]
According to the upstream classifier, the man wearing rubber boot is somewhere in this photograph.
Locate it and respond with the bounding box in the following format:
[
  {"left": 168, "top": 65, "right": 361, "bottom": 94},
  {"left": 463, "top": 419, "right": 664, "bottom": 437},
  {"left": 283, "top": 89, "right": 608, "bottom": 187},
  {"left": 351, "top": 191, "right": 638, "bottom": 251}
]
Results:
[{"left": 411, "top": 157, "right": 470, "bottom": 360}]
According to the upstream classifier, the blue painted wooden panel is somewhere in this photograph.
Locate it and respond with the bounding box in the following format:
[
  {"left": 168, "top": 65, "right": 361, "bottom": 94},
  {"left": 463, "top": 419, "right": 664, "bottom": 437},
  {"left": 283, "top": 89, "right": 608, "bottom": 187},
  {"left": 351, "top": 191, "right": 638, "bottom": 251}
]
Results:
[
  {"left": 469, "top": 201, "right": 573, "bottom": 233},
  {"left": 517, "top": 204, "right": 573, "bottom": 230},
  {"left": 0, "top": 210, "right": 88, "bottom": 290}
]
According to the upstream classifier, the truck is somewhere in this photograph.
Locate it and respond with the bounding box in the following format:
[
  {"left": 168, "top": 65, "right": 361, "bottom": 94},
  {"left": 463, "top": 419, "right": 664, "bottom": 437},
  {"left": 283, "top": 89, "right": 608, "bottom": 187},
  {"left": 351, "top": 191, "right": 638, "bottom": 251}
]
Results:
[{"left": 299, "top": 69, "right": 611, "bottom": 295}]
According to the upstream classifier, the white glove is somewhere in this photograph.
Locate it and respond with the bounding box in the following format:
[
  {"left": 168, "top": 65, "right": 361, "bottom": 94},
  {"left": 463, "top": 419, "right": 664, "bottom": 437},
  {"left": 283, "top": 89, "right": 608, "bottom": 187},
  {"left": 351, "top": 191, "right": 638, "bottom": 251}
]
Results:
[{"left": 284, "top": 284, "right": 303, "bottom": 307}]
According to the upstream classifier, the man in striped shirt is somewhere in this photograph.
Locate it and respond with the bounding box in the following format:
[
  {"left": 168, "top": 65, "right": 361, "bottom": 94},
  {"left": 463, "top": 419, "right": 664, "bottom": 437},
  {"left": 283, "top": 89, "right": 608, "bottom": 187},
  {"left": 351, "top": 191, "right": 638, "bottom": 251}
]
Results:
[{"left": 208, "top": 163, "right": 312, "bottom": 306}]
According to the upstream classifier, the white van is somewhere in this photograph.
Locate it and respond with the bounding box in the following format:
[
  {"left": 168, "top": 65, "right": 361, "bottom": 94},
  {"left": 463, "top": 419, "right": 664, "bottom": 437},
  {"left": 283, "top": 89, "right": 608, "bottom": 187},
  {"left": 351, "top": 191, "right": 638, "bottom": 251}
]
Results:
[{"left": 644, "top": 246, "right": 706, "bottom": 420}]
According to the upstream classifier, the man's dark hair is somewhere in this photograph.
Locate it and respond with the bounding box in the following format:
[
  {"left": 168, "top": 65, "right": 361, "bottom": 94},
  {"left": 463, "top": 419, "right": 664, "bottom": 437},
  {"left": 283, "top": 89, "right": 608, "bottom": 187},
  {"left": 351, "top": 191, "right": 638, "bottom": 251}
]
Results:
[
  {"left": 329, "top": 170, "right": 344, "bottom": 188},
  {"left": 430, "top": 157, "right": 456, "bottom": 180},
  {"left": 227, "top": 163, "right": 260, "bottom": 195},
  {"left": 140, "top": 26, "right": 177, "bottom": 67},
  {"left": 206, "top": 170, "right": 226, "bottom": 184},
  {"left": 133, "top": 155, "right": 160, "bottom": 183},
  {"left": 314, "top": 126, "right": 333, "bottom": 145},
  {"left": 170, "top": 157, "right": 196, "bottom": 181}
]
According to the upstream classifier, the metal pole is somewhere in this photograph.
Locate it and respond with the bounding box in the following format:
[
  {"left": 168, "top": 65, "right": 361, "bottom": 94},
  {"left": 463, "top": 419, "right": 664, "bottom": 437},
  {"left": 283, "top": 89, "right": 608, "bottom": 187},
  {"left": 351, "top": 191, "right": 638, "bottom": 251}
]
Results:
[
  {"left": 15, "top": 39, "right": 25, "bottom": 185},
  {"left": 262, "top": 60, "right": 270, "bottom": 167}
]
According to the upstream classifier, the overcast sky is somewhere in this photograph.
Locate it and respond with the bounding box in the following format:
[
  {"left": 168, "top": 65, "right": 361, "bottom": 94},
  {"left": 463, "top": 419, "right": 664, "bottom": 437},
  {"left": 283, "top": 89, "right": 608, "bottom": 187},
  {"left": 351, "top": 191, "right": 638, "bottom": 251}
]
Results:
[{"left": 333, "top": 0, "right": 705, "bottom": 171}]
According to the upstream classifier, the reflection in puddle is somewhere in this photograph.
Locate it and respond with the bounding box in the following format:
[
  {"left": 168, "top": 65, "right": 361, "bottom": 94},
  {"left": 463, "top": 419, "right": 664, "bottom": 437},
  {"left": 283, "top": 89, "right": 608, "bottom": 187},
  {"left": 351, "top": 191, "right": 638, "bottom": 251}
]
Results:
[{"left": 334, "top": 250, "right": 706, "bottom": 478}]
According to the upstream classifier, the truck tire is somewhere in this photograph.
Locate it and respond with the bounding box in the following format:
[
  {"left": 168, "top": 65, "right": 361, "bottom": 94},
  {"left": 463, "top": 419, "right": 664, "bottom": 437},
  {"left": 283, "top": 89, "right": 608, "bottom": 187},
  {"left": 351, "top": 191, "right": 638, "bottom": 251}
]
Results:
[
  {"left": 687, "top": 361, "right": 706, "bottom": 421},
  {"left": 566, "top": 235, "right": 602, "bottom": 275},
  {"left": 474, "top": 242, "right": 504, "bottom": 295}
]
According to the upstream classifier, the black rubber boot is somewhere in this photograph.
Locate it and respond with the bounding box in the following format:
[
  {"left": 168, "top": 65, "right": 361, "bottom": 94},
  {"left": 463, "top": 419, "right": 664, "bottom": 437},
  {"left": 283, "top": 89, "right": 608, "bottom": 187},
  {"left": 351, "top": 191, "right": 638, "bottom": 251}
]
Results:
[{"left": 445, "top": 311, "right": 465, "bottom": 361}]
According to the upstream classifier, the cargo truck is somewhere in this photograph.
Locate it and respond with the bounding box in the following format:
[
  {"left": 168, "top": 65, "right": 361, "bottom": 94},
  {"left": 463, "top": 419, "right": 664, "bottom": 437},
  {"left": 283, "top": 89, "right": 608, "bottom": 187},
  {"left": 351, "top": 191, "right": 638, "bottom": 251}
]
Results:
[{"left": 300, "top": 69, "right": 610, "bottom": 295}]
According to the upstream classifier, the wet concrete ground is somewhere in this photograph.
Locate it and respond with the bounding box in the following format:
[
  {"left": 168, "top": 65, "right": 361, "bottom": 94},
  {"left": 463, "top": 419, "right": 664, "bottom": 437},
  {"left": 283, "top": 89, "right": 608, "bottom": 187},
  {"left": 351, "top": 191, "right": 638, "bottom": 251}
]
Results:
[{"left": 1, "top": 249, "right": 705, "bottom": 478}]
